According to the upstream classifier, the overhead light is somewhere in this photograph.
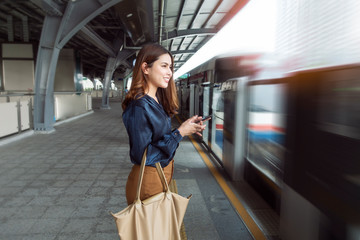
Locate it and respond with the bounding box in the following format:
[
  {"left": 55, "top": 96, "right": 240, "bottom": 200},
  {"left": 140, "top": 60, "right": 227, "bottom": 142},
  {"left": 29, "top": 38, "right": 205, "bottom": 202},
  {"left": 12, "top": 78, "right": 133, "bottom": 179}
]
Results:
[{"left": 126, "top": 13, "right": 133, "bottom": 18}]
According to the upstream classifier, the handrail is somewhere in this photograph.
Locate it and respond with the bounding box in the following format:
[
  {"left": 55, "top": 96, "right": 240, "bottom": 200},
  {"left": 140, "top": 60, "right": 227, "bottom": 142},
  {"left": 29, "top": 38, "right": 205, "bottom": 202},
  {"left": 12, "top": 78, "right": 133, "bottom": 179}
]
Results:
[
  {"left": 0, "top": 92, "right": 35, "bottom": 97},
  {"left": 0, "top": 91, "right": 93, "bottom": 98},
  {"left": 53, "top": 91, "right": 88, "bottom": 95}
]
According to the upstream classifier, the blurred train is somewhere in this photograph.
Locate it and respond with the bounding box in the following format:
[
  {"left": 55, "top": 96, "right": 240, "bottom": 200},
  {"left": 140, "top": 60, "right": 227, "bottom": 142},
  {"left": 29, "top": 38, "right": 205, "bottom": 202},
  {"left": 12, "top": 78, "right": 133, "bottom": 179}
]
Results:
[{"left": 176, "top": 54, "right": 360, "bottom": 240}]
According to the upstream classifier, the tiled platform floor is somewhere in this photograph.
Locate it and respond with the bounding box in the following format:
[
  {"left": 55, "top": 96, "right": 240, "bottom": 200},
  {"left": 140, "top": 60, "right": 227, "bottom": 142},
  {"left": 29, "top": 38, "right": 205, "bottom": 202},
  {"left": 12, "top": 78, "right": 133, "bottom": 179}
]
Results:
[{"left": 0, "top": 99, "right": 277, "bottom": 240}]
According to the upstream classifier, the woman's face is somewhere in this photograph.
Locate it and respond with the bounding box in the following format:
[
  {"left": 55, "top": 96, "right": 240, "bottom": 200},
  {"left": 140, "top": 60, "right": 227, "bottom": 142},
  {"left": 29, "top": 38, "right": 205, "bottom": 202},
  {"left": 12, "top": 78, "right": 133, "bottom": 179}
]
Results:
[{"left": 143, "top": 53, "right": 173, "bottom": 90}]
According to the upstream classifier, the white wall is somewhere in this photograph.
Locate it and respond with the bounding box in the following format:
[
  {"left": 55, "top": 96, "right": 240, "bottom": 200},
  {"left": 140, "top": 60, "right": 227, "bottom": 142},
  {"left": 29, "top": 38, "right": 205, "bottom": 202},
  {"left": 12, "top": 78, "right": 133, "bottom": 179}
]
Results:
[{"left": 1, "top": 43, "right": 35, "bottom": 91}]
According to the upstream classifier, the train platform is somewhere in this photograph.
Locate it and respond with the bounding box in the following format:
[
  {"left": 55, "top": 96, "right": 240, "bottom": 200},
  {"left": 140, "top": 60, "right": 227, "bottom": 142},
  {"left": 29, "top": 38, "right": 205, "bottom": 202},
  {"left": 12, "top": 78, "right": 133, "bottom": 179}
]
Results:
[{"left": 0, "top": 98, "right": 279, "bottom": 240}]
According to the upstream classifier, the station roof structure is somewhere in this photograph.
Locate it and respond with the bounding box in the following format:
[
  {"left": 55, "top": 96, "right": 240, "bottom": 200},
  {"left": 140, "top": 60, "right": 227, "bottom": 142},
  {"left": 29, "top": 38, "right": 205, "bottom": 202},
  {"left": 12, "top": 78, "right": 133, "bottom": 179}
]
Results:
[{"left": 0, "top": 0, "right": 249, "bottom": 77}]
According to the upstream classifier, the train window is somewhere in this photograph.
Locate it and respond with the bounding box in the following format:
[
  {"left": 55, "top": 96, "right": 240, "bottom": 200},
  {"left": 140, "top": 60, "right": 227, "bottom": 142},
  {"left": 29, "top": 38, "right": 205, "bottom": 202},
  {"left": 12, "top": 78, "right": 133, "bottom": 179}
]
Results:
[
  {"left": 246, "top": 83, "right": 287, "bottom": 187},
  {"left": 317, "top": 70, "right": 360, "bottom": 139},
  {"left": 309, "top": 67, "right": 360, "bottom": 189},
  {"left": 314, "top": 69, "right": 360, "bottom": 189}
]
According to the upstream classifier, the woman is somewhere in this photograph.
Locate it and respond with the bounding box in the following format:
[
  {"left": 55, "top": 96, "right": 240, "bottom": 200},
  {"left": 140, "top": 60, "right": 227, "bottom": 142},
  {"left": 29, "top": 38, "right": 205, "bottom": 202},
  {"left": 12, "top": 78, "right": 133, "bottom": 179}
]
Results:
[{"left": 122, "top": 43, "right": 207, "bottom": 205}]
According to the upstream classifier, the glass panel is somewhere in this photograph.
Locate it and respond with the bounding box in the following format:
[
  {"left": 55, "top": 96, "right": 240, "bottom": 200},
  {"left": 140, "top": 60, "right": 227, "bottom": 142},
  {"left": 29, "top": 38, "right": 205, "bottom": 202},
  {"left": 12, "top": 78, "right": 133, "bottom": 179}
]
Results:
[
  {"left": 202, "top": 85, "right": 211, "bottom": 143},
  {"left": 246, "top": 83, "right": 287, "bottom": 186}
]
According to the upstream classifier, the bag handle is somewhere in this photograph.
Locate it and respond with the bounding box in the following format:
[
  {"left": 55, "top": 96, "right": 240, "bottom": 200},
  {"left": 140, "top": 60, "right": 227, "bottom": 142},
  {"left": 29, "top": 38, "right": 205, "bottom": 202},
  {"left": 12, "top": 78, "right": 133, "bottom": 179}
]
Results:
[
  {"left": 134, "top": 148, "right": 147, "bottom": 204},
  {"left": 134, "top": 148, "right": 170, "bottom": 204},
  {"left": 155, "top": 162, "right": 169, "bottom": 192}
]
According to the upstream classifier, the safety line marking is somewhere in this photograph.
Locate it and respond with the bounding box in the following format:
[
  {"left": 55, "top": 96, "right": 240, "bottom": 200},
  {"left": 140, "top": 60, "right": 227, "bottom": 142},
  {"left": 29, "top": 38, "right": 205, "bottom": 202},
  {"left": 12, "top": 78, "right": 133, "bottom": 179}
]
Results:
[{"left": 175, "top": 115, "right": 267, "bottom": 240}]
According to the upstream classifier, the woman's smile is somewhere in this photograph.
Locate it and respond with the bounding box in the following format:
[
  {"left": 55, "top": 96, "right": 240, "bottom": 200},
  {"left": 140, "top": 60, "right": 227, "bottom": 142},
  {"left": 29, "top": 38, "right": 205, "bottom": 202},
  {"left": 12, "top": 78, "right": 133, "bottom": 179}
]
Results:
[{"left": 144, "top": 53, "right": 173, "bottom": 97}]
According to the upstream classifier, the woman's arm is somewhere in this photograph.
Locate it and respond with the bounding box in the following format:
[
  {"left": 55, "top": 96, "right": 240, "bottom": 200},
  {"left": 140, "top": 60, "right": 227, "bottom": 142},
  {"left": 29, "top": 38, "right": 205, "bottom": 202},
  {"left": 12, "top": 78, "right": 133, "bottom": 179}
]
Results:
[{"left": 124, "top": 105, "right": 182, "bottom": 167}]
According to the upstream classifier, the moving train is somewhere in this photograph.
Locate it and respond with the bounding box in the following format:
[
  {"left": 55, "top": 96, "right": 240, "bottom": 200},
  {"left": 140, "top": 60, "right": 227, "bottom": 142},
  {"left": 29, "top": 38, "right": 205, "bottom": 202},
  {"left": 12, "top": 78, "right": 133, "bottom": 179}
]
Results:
[{"left": 176, "top": 53, "right": 360, "bottom": 240}]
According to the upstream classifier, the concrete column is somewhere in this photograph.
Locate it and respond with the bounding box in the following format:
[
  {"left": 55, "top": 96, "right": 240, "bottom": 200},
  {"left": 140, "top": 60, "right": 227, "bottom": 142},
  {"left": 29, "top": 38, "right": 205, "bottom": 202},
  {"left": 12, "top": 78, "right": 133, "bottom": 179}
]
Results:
[
  {"left": 7, "top": 15, "right": 14, "bottom": 42},
  {"left": 101, "top": 49, "right": 134, "bottom": 109},
  {"left": 101, "top": 57, "right": 116, "bottom": 109}
]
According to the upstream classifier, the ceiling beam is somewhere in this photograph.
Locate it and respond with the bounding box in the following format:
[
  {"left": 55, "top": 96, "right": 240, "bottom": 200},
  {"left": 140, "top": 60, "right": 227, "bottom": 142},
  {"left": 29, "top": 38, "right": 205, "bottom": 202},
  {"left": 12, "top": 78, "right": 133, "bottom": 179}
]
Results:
[
  {"left": 165, "top": 28, "right": 216, "bottom": 41},
  {"left": 29, "top": 0, "right": 65, "bottom": 17},
  {"left": 0, "top": 6, "right": 29, "bottom": 41},
  {"left": 56, "top": 0, "right": 123, "bottom": 48},
  {"left": 176, "top": 0, "right": 187, "bottom": 30},
  {"left": 177, "top": 36, "right": 186, "bottom": 51},
  {"left": 79, "top": 26, "right": 116, "bottom": 57},
  {"left": 170, "top": 39, "right": 175, "bottom": 52},
  {"left": 4, "top": 0, "right": 44, "bottom": 22},
  {"left": 186, "top": 35, "right": 197, "bottom": 50},
  {"left": 188, "top": 0, "right": 205, "bottom": 29},
  {"left": 201, "top": 0, "right": 223, "bottom": 28},
  {"left": 171, "top": 49, "right": 196, "bottom": 55},
  {"left": 158, "top": 0, "right": 165, "bottom": 43}
]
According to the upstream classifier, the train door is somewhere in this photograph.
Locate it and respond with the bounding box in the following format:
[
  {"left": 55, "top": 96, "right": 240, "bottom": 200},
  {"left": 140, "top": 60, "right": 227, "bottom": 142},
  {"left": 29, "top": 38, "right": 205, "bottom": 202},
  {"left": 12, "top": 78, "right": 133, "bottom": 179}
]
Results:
[
  {"left": 202, "top": 82, "right": 211, "bottom": 145},
  {"left": 194, "top": 84, "right": 199, "bottom": 116},
  {"left": 189, "top": 83, "right": 199, "bottom": 117},
  {"left": 176, "top": 81, "right": 182, "bottom": 114},
  {"left": 181, "top": 82, "right": 189, "bottom": 118},
  {"left": 189, "top": 84, "right": 195, "bottom": 117},
  {"left": 222, "top": 77, "right": 249, "bottom": 181},
  {"left": 210, "top": 83, "right": 224, "bottom": 161}
]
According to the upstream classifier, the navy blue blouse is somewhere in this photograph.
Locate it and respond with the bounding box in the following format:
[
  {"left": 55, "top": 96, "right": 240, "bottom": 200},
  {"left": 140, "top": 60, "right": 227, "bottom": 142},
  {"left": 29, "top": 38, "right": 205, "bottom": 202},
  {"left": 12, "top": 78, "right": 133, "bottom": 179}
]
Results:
[{"left": 122, "top": 95, "right": 183, "bottom": 167}]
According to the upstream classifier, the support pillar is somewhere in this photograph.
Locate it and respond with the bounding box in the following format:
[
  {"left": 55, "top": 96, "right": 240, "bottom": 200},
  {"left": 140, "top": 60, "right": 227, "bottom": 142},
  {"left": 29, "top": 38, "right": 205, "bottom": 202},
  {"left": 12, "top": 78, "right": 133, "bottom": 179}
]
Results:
[
  {"left": 7, "top": 15, "right": 14, "bottom": 42},
  {"left": 101, "top": 57, "right": 116, "bottom": 109},
  {"left": 32, "top": 0, "right": 123, "bottom": 132},
  {"left": 33, "top": 16, "right": 62, "bottom": 131},
  {"left": 101, "top": 48, "right": 133, "bottom": 109}
]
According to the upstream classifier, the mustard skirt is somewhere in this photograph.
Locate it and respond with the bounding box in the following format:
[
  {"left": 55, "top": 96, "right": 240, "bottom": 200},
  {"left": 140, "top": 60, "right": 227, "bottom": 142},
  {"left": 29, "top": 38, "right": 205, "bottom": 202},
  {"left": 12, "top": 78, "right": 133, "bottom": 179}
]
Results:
[{"left": 126, "top": 160, "right": 174, "bottom": 205}]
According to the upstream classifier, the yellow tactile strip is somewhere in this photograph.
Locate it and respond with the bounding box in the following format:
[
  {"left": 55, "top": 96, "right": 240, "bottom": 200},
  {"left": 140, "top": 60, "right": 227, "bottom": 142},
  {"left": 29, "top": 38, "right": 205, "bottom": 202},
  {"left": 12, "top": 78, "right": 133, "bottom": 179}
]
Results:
[
  {"left": 175, "top": 114, "right": 266, "bottom": 239},
  {"left": 188, "top": 135, "right": 267, "bottom": 240}
]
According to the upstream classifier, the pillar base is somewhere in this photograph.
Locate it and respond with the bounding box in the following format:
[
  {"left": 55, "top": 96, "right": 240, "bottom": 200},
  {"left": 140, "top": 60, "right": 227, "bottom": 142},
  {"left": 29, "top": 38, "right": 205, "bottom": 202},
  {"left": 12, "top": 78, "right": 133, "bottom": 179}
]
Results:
[
  {"left": 100, "top": 105, "right": 111, "bottom": 110},
  {"left": 34, "top": 124, "right": 55, "bottom": 133},
  {"left": 34, "top": 128, "right": 56, "bottom": 134}
]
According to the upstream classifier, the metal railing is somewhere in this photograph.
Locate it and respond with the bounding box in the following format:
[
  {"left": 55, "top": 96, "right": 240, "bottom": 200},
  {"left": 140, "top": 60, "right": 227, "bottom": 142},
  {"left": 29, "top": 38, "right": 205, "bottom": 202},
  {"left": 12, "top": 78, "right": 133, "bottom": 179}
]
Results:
[
  {"left": 0, "top": 92, "right": 33, "bottom": 138},
  {"left": 0, "top": 91, "right": 94, "bottom": 139}
]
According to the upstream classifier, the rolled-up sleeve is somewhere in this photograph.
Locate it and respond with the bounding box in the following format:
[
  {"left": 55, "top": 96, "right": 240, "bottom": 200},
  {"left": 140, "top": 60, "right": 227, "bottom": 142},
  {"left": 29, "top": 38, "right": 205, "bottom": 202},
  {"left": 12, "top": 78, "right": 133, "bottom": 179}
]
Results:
[
  {"left": 123, "top": 103, "right": 182, "bottom": 167},
  {"left": 147, "top": 127, "right": 183, "bottom": 166}
]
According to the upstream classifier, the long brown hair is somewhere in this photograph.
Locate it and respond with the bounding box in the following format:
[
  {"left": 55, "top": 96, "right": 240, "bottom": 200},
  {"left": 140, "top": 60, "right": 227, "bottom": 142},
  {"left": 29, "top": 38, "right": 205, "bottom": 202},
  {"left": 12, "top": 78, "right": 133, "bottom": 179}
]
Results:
[{"left": 122, "top": 43, "right": 178, "bottom": 116}]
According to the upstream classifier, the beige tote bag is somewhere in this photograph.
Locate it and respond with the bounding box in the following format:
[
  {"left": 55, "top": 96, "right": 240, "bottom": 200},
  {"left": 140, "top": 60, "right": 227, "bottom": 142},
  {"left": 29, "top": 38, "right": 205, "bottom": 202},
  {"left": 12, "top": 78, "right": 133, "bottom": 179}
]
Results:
[{"left": 111, "top": 148, "right": 192, "bottom": 240}]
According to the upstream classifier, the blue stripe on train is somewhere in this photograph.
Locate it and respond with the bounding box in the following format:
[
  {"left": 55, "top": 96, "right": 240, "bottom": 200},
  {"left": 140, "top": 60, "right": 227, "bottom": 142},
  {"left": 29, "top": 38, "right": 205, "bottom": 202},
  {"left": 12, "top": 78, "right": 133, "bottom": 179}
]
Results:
[{"left": 248, "top": 130, "right": 285, "bottom": 145}]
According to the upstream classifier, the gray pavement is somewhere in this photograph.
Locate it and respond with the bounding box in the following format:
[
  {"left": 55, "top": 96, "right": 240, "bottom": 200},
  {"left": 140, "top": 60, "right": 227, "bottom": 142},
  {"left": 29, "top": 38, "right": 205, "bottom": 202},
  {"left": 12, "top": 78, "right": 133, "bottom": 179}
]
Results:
[{"left": 0, "top": 99, "right": 256, "bottom": 240}]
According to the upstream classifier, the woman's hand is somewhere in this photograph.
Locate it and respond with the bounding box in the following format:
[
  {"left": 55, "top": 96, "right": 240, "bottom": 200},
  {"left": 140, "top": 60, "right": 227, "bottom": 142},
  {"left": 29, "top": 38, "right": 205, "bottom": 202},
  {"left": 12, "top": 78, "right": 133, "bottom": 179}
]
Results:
[{"left": 177, "top": 115, "right": 208, "bottom": 137}]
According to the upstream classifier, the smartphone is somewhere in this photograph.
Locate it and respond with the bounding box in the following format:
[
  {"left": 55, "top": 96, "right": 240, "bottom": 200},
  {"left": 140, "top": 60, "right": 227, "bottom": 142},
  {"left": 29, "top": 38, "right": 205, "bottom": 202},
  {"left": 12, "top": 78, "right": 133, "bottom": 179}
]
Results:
[{"left": 195, "top": 115, "right": 211, "bottom": 123}]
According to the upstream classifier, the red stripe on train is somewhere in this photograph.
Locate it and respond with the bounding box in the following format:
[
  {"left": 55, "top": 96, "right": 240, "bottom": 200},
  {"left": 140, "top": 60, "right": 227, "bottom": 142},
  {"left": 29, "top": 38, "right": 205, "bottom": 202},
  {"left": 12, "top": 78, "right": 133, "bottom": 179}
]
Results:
[
  {"left": 247, "top": 124, "right": 284, "bottom": 132},
  {"left": 216, "top": 124, "right": 223, "bottom": 130}
]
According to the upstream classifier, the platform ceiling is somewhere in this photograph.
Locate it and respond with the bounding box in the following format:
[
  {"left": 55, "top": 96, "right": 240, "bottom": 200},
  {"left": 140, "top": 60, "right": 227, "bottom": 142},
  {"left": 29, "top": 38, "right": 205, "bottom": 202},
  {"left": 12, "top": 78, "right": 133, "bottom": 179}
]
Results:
[{"left": 0, "top": 0, "right": 249, "bottom": 78}]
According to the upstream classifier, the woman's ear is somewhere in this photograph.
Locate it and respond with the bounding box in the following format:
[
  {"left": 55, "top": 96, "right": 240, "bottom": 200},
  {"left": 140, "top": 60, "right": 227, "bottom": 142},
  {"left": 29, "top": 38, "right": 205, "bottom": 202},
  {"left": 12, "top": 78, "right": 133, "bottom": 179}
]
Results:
[{"left": 142, "top": 62, "right": 149, "bottom": 75}]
